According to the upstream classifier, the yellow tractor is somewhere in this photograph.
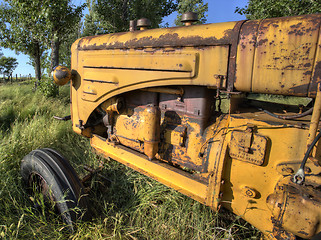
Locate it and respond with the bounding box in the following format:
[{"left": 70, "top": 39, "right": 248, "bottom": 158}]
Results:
[{"left": 22, "top": 13, "right": 321, "bottom": 239}]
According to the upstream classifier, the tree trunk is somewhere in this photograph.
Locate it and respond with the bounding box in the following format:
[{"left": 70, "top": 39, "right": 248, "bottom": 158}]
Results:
[
  {"left": 34, "top": 41, "right": 41, "bottom": 88},
  {"left": 51, "top": 37, "right": 60, "bottom": 71},
  {"left": 51, "top": 35, "right": 60, "bottom": 95}
]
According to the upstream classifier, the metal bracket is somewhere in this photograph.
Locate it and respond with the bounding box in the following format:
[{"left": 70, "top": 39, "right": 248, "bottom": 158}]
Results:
[
  {"left": 76, "top": 120, "right": 85, "bottom": 130},
  {"left": 229, "top": 127, "right": 268, "bottom": 166}
]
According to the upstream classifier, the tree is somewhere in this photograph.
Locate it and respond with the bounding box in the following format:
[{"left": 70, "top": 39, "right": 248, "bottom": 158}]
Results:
[
  {"left": 0, "top": 1, "right": 48, "bottom": 82},
  {"left": 0, "top": 56, "right": 18, "bottom": 79},
  {"left": 235, "top": 0, "right": 321, "bottom": 19},
  {"left": 43, "top": 0, "right": 85, "bottom": 71},
  {"left": 91, "top": 0, "right": 177, "bottom": 33},
  {"left": 59, "top": 22, "right": 82, "bottom": 69},
  {"left": 0, "top": 0, "right": 84, "bottom": 85},
  {"left": 174, "top": 0, "right": 208, "bottom": 26},
  {"left": 82, "top": 0, "right": 111, "bottom": 36}
]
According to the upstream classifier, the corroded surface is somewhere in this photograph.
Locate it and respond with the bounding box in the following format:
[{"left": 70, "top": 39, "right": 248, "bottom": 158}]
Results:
[{"left": 68, "top": 13, "right": 321, "bottom": 240}]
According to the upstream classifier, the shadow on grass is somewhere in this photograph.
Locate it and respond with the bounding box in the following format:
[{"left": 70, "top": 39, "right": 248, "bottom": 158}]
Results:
[{"left": 0, "top": 106, "right": 16, "bottom": 132}]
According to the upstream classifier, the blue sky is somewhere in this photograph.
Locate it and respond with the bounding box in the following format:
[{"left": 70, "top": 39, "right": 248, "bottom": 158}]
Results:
[{"left": 2, "top": 0, "right": 248, "bottom": 76}]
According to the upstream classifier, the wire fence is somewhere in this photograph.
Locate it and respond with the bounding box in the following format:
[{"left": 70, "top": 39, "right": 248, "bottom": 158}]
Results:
[{"left": 0, "top": 74, "right": 33, "bottom": 83}]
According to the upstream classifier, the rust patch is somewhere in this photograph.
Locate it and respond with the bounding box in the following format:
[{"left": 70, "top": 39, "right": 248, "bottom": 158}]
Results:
[
  {"left": 239, "top": 20, "right": 260, "bottom": 38},
  {"left": 238, "top": 20, "right": 260, "bottom": 49},
  {"left": 297, "top": 231, "right": 309, "bottom": 236},
  {"left": 303, "top": 70, "right": 312, "bottom": 76},
  {"left": 78, "top": 24, "right": 239, "bottom": 51},
  {"left": 282, "top": 65, "right": 294, "bottom": 70},
  {"left": 288, "top": 29, "right": 304, "bottom": 36},
  {"left": 309, "top": 61, "right": 321, "bottom": 97},
  {"left": 227, "top": 20, "right": 246, "bottom": 92},
  {"left": 290, "top": 22, "right": 302, "bottom": 28},
  {"left": 289, "top": 83, "right": 309, "bottom": 95},
  {"left": 257, "top": 39, "right": 268, "bottom": 46}
]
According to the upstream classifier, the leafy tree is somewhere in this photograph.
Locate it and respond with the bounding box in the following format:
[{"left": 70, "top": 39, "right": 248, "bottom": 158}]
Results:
[
  {"left": 235, "top": 0, "right": 321, "bottom": 19},
  {"left": 43, "top": 0, "right": 85, "bottom": 70},
  {"left": 174, "top": 0, "right": 208, "bottom": 26},
  {"left": 91, "top": 0, "right": 177, "bottom": 33},
  {"left": 0, "top": 56, "right": 18, "bottom": 79},
  {"left": 0, "top": 1, "right": 47, "bottom": 82},
  {"left": 82, "top": 0, "right": 111, "bottom": 36},
  {"left": 0, "top": 0, "right": 84, "bottom": 86}
]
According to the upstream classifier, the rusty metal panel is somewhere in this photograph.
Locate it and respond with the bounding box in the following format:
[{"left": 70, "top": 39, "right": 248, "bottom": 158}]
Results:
[
  {"left": 309, "top": 29, "right": 321, "bottom": 97},
  {"left": 226, "top": 20, "right": 246, "bottom": 93},
  {"left": 163, "top": 125, "right": 187, "bottom": 146},
  {"left": 235, "top": 20, "right": 261, "bottom": 92},
  {"left": 229, "top": 130, "right": 268, "bottom": 166},
  {"left": 91, "top": 134, "right": 209, "bottom": 204},
  {"left": 251, "top": 14, "right": 321, "bottom": 96},
  {"left": 76, "top": 21, "right": 239, "bottom": 50}
]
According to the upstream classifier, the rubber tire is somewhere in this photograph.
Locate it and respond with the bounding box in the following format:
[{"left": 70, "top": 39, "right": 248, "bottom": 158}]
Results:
[{"left": 21, "top": 148, "right": 85, "bottom": 229}]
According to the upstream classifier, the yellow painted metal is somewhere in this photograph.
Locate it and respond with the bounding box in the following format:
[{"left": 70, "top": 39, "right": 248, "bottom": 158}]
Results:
[
  {"left": 52, "top": 65, "right": 72, "bottom": 86},
  {"left": 83, "top": 53, "right": 196, "bottom": 73},
  {"left": 307, "top": 83, "right": 321, "bottom": 148},
  {"left": 112, "top": 104, "right": 161, "bottom": 160},
  {"left": 251, "top": 15, "right": 319, "bottom": 96},
  {"left": 235, "top": 20, "right": 260, "bottom": 92},
  {"left": 70, "top": 41, "right": 82, "bottom": 136},
  {"left": 71, "top": 43, "right": 229, "bottom": 126},
  {"left": 76, "top": 21, "right": 237, "bottom": 49},
  {"left": 142, "top": 105, "right": 161, "bottom": 160},
  {"left": 220, "top": 114, "right": 313, "bottom": 238},
  {"left": 64, "top": 14, "right": 321, "bottom": 239},
  {"left": 91, "top": 134, "right": 208, "bottom": 204},
  {"left": 266, "top": 178, "right": 321, "bottom": 239},
  {"left": 163, "top": 125, "right": 186, "bottom": 146},
  {"left": 229, "top": 130, "right": 268, "bottom": 165},
  {"left": 235, "top": 14, "right": 321, "bottom": 97}
]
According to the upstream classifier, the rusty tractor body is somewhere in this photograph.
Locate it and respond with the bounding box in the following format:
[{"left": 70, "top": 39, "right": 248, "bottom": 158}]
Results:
[{"left": 58, "top": 14, "right": 321, "bottom": 239}]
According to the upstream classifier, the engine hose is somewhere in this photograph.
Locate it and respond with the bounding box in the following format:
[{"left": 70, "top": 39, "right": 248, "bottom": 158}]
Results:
[
  {"left": 259, "top": 107, "right": 313, "bottom": 120},
  {"left": 293, "top": 131, "right": 321, "bottom": 184}
]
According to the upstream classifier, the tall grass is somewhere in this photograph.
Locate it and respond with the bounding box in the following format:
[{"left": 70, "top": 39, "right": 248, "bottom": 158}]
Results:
[{"left": 0, "top": 82, "right": 260, "bottom": 239}]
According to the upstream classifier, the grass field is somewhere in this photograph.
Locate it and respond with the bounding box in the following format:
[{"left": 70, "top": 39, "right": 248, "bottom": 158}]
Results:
[{"left": 0, "top": 81, "right": 260, "bottom": 239}]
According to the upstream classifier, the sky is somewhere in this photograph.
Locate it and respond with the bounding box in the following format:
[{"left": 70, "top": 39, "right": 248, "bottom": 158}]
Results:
[{"left": 2, "top": 0, "right": 248, "bottom": 77}]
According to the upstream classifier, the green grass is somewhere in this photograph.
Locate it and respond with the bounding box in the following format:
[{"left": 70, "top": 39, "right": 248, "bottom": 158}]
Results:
[{"left": 0, "top": 82, "right": 260, "bottom": 239}]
